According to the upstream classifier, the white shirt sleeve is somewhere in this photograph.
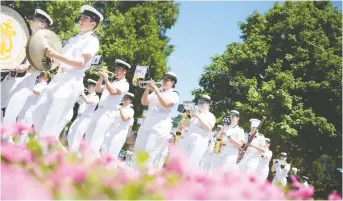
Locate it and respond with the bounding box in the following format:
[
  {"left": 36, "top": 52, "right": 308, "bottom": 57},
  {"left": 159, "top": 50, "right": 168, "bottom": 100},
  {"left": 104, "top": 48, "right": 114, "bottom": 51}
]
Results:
[
  {"left": 91, "top": 95, "right": 100, "bottom": 105},
  {"left": 266, "top": 150, "right": 273, "bottom": 160},
  {"left": 170, "top": 91, "right": 179, "bottom": 106},
  {"left": 208, "top": 113, "right": 216, "bottom": 131},
  {"left": 81, "top": 36, "right": 99, "bottom": 57},
  {"left": 236, "top": 128, "right": 245, "bottom": 142}
]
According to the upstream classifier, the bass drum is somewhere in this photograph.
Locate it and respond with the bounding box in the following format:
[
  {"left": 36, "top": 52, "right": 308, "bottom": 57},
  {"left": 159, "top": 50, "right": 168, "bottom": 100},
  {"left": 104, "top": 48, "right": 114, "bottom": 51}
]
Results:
[{"left": 0, "top": 5, "right": 31, "bottom": 70}]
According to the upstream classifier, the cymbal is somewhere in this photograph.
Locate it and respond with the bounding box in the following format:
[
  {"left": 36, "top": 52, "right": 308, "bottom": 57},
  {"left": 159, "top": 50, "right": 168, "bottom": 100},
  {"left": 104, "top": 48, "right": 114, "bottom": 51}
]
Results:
[{"left": 26, "top": 29, "right": 62, "bottom": 71}]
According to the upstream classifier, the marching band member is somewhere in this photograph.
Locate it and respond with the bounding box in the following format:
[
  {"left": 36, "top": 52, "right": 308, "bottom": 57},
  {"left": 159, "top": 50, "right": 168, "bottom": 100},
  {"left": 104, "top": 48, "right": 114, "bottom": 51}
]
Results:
[
  {"left": 256, "top": 138, "right": 273, "bottom": 180},
  {"left": 67, "top": 79, "right": 99, "bottom": 153},
  {"left": 101, "top": 92, "right": 135, "bottom": 158},
  {"left": 272, "top": 152, "right": 291, "bottom": 187},
  {"left": 1, "top": 9, "right": 53, "bottom": 124},
  {"left": 216, "top": 110, "right": 244, "bottom": 172},
  {"left": 85, "top": 59, "right": 130, "bottom": 156},
  {"left": 134, "top": 72, "right": 179, "bottom": 169},
  {"left": 32, "top": 5, "right": 103, "bottom": 139},
  {"left": 302, "top": 176, "right": 310, "bottom": 188},
  {"left": 178, "top": 95, "right": 216, "bottom": 166},
  {"left": 199, "top": 125, "right": 222, "bottom": 173},
  {"left": 238, "top": 119, "right": 266, "bottom": 173},
  {"left": 16, "top": 72, "right": 50, "bottom": 144}
]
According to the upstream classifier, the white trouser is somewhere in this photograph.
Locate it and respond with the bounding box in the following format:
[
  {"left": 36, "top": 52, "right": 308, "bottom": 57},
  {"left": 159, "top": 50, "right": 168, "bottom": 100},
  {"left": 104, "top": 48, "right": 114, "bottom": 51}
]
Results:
[
  {"left": 1, "top": 74, "right": 25, "bottom": 109},
  {"left": 217, "top": 146, "right": 239, "bottom": 172},
  {"left": 57, "top": 108, "right": 74, "bottom": 137},
  {"left": 256, "top": 165, "right": 269, "bottom": 180},
  {"left": 179, "top": 127, "right": 209, "bottom": 166},
  {"left": 134, "top": 118, "right": 172, "bottom": 169},
  {"left": 101, "top": 127, "right": 128, "bottom": 158},
  {"left": 15, "top": 102, "right": 39, "bottom": 144},
  {"left": 32, "top": 73, "right": 82, "bottom": 139},
  {"left": 85, "top": 108, "right": 116, "bottom": 156},
  {"left": 238, "top": 152, "right": 260, "bottom": 174},
  {"left": 153, "top": 140, "right": 169, "bottom": 170},
  {"left": 3, "top": 72, "right": 39, "bottom": 127},
  {"left": 67, "top": 114, "right": 92, "bottom": 153},
  {"left": 199, "top": 151, "right": 215, "bottom": 173}
]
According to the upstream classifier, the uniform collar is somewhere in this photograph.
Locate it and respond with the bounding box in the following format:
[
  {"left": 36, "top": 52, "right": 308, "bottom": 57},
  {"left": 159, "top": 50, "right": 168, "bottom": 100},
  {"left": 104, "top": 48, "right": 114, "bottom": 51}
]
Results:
[
  {"left": 89, "top": 92, "right": 96, "bottom": 96},
  {"left": 78, "top": 31, "right": 93, "bottom": 38},
  {"left": 39, "top": 81, "right": 48, "bottom": 85},
  {"left": 161, "top": 88, "right": 173, "bottom": 93}
]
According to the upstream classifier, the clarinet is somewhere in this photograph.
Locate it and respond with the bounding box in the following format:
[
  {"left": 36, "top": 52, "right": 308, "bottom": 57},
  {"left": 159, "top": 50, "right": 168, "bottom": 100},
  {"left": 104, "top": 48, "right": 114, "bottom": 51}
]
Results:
[{"left": 236, "top": 116, "right": 266, "bottom": 164}]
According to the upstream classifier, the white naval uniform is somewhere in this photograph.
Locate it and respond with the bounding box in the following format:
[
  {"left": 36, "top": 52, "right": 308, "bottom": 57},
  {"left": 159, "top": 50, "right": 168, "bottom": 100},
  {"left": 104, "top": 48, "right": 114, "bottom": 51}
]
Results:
[
  {"left": 272, "top": 162, "right": 290, "bottom": 186},
  {"left": 2, "top": 71, "right": 40, "bottom": 126},
  {"left": 16, "top": 81, "right": 48, "bottom": 144},
  {"left": 216, "top": 124, "right": 244, "bottom": 172},
  {"left": 1, "top": 73, "right": 27, "bottom": 111},
  {"left": 134, "top": 88, "right": 179, "bottom": 169},
  {"left": 179, "top": 111, "right": 216, "bottom": 166},
  {"left": 67, "top": 92, "right": 99, "bottom": 152},
  {"left": 32, "top": 31, "right": 99, "bottom": 138},
  {"left": 101, "top": 104, "right": 134, "bottom": 158},
  {"left": 238, "top": 133, "right": 266, "bottom": 173},
  {"left": 199, "top": 132, "right": 217, "bottom": 173},
  {"left": 256, "top": 149, "right": 273, "bottom": 180},
  {"left": 85, "top": 79, "right": 129, "bottom": 155}
]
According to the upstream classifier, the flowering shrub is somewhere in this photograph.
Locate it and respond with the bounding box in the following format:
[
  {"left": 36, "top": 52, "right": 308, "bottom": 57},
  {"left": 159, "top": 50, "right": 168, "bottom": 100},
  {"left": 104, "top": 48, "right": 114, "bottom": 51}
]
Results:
[{"left": 1, "top": 123, "right": 342, "bottom": 200}]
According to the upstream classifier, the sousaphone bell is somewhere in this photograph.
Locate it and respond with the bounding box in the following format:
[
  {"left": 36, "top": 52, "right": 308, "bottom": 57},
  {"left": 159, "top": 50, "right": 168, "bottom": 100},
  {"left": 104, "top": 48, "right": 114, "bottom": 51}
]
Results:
[{"left": 26, "top": 29, "right": 63, "bottom": 71}]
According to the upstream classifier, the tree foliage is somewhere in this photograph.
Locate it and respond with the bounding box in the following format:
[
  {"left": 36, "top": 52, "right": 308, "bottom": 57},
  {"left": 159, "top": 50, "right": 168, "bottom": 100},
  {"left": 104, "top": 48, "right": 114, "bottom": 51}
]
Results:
[
  {"left": 3, "top": 0, "right": 179, "bottom": 131},
  {"left": 193, "top": 1, "right": 342, "bottom": 197}
]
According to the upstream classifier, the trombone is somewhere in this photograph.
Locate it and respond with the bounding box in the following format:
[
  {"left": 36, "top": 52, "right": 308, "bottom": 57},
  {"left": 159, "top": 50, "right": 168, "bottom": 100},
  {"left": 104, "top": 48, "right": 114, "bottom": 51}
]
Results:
[{"left": 88, "top": 66, "right": 115, "bottom": 79}]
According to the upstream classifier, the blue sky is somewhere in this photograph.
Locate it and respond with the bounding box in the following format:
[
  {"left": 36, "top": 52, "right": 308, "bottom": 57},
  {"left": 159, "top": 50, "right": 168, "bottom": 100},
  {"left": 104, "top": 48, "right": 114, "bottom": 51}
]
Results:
[{"left": 166, "top": 1, "right": 342, "bottom": 117}]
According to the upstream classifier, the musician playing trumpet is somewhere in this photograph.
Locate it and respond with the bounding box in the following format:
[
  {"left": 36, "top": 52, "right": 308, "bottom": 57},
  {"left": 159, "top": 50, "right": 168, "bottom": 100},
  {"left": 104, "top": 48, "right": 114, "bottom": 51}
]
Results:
[
  {"left": 178, "top": 95, "right": 216, "bottom": 166},
  {"left": 238, "top": 119, "right": 267, "bottom": 174},
  {"left": 85, "top": 59, "right": 130, "bottom": 157},
  {"left": 134, "top": 72, "right": 179, "bottom": 170},
  {"left": 215, "top": 110, "right": 244, "bottom": 172}
]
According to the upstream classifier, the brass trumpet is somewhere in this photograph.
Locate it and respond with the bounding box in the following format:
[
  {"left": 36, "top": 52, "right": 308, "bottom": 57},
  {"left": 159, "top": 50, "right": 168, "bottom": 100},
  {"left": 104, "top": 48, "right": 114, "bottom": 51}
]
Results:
[
  {"left": 137, "top": 80, "right": 163, "bottom": 89},
  {"left": 88, "top": 66, "right": 115, "bottom": 79}
]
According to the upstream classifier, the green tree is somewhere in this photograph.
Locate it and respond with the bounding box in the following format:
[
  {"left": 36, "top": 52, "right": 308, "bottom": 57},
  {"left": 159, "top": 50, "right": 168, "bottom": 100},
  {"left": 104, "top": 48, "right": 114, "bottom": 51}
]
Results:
[
  {"left": 6, "top": 0, "right": 179, "bottom": 131},
  {"left": 194, "top": 1, "right": 342, "bottom": 197},
  {"left": 172, "top": 114, "right": 182, "bottom": 128}
]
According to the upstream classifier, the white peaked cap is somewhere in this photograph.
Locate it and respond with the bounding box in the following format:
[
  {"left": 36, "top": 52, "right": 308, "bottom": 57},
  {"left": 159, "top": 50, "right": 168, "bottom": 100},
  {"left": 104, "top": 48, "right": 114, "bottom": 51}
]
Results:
[
  {"left": 126, "top": 92, "right": 134, "bottom": 98},
  {"left": 166, "top": 71, "right": 177, "bottom": 77},
  {"left": 281, "top": 152, "right": 287, "bottom": 157},
  {"left": 81, "top": 5, "right": 103, "bottom": 22},
  {"left": 250, "top": 118, "right": 261, "bottom": 128},
  {"left": 115, "top": 59, "right": 131, "bottom": 69},
  {"left": 35, "top": 9, "right": 53, "bottom": 25},
  {"left": 230, "top": 110, "right": 240, "bottom": 115},
  {"left": 87, "top": 79, "right": 97, "bottom": 84},
  {"left": 201, "top": 95, "right": 211, "bottom": 102}
]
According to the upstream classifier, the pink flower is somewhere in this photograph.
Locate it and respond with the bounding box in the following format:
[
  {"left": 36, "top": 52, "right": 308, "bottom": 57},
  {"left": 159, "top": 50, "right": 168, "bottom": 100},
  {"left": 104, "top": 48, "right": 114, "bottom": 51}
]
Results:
[
  {"left": 12, "top": 122, "right": 34, "bottom": 135},
  {"left": 287, "top": 185, "right": 315, "bottom": 200},
  {"left": 44, "top": 150, "right": 64, "bottom": 165},
  {"left": 164, "top": 144, "right": 198, "bottom": 175},
  {"left": 49, "top": 163, "right": 87, "bottom": 186},
  {"left": 38, "top": 136, "right": 58, "bottom": 145},
  {"left": 1, "top": 143, "right": 32, "bottom": 163},
  {"left": 1, "top": 164, "right": 52, "bottom": 200},
  {"left": 328, "top": 190, "right": 342, "bottom": 200}
]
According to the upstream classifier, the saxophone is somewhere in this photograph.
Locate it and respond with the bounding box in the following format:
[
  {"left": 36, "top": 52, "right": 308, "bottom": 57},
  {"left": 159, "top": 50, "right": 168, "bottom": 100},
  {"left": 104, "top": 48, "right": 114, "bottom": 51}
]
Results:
[
  {"left": 213, "top": 116, "right": 231, "bottom": 154},
  {"left": 174, "top": 112, "right": 192, "bottom": 144},
  {"left": 214, "top": 126, "right": 225, "bottom": 154}
]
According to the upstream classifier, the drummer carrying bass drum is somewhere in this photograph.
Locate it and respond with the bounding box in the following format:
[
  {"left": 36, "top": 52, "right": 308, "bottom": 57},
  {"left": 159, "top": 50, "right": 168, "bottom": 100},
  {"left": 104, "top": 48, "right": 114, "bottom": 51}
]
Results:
[{"left": 1, "top": 9, "right": 53, "bottom": 142}]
